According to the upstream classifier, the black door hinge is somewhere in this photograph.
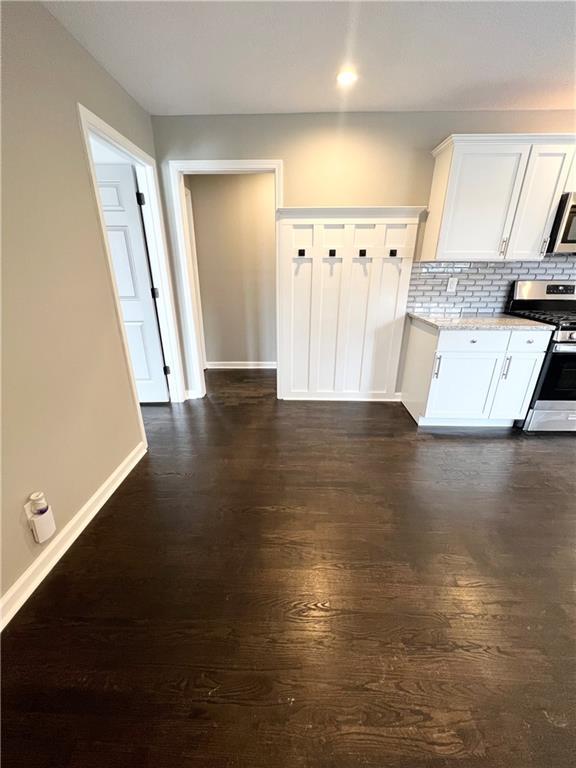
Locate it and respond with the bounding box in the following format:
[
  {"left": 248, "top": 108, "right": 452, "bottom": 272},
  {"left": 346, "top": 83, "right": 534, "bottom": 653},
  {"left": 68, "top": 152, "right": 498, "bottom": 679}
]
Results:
[
  {"left": 163, "top": 365, "right": 171, "bottom": 376},
  {"left": 136, "top": 191, "right": 145, "bottom": 206},
  {"left": 151, "top": 287, "right": 159, "bottom": 299}
]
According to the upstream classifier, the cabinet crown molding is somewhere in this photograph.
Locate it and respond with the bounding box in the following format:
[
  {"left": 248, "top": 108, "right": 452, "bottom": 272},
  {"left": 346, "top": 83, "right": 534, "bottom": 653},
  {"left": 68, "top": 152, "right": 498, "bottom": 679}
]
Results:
[{"left": 432, "top": 133, "right": 576, "bottom": 157}]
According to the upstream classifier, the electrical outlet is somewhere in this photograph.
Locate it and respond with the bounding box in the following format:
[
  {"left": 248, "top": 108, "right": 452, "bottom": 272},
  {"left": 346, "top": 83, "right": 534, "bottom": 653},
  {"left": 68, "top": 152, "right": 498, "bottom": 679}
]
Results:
[{"left": 447, "top": 277, "right": 458, "bottom": 294}]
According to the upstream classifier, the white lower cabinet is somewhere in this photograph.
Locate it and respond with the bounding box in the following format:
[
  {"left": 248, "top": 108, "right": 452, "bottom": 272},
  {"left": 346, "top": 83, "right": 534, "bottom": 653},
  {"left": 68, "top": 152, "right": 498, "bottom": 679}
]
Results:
[
  {"left": 426, "top": 352, "right": 503, "bottom": 419},
  {"left": 401, "top": 322, "right": 552, "bottom": 427},
  {"left": 489, "top": 352, "right": 545, "bottom": 419}
]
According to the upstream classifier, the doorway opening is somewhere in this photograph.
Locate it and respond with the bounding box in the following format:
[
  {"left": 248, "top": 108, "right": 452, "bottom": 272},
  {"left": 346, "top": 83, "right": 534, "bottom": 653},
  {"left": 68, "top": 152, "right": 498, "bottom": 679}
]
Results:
[
  {"left": 168, "top": 160, "right": 283, "bottom": 399},
  {"left": 183, "top": 172, "right": 277, "bottom": 394},
  {"left": 78, "top": 106, "right": 186, "bottom": 425}
]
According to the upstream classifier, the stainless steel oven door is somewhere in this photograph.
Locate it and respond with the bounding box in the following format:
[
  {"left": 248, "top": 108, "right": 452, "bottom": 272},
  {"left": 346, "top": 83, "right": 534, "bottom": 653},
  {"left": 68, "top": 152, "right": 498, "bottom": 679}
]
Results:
[{"left": 537, "top": 346, "right": 576, "bottom": 402}]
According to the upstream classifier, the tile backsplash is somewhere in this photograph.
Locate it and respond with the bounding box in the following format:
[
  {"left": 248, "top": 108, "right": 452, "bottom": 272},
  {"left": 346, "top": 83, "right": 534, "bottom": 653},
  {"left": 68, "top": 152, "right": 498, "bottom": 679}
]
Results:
[{"left": 407, "top": 254, "right": 576, "bottom": 315}]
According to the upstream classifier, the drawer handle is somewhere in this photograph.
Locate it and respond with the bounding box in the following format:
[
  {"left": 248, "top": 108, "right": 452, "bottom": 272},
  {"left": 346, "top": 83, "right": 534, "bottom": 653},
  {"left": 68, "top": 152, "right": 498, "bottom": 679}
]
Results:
[
  {"left": 502, "top": 356, "right": 512, "bottom": 379},
  {"left": 470, "top": 339, "right": 478, "bottom": 344},
  {"left": 433, "top": 355, "right": 442, "bottom": 379},
  {"left": 527, "top": 339, "right": 534, "bottom": 344}
]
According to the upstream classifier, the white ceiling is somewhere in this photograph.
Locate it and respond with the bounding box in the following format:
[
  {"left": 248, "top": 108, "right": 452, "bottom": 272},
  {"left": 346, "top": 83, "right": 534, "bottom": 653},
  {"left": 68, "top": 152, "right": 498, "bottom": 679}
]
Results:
[{"left": 45, "top": 1, "right": 576, "bottom": 115}]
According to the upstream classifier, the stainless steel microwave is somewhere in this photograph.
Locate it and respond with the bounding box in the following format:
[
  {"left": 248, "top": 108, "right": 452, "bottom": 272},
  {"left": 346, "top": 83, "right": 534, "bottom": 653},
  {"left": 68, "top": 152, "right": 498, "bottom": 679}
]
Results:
[{"left": 548, "top": 192, "right": 576, "bottom": 253}]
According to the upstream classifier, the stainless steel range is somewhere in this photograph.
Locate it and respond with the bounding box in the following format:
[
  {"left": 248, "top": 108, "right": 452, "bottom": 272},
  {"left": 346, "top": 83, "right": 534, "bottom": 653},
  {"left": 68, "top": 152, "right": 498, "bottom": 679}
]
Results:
[{"left": 508, "top": 280, "right": 576, "bottom": 431}]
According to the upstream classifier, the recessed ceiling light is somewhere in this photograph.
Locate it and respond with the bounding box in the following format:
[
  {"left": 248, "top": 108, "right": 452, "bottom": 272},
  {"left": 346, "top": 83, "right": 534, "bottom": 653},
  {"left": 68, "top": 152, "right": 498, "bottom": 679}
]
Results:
[{"left": 337, "top": 69, "right": 358, "bottom": 88}]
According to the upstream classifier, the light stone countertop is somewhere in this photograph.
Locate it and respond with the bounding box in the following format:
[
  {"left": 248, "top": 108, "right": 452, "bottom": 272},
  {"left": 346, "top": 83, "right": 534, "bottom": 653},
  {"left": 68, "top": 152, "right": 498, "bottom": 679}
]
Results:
[{"left": 408, "top": 312, "right": 555, "bottom": 332}]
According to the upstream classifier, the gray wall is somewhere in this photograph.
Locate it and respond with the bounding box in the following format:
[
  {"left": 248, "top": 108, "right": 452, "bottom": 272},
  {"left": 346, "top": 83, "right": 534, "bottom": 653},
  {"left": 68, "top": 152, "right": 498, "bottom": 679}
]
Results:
[
  {"left": 2, "top": 3, "right": 154, "bottom": 595},
  {"left": 185, "top": 173, "right": 276, "bottom": 363},
  {"left": 408, "top": 255, "right": 576, "bottom": 315},
  {"left": 153, "top": 111, "right": 575, "bottom": 208}
]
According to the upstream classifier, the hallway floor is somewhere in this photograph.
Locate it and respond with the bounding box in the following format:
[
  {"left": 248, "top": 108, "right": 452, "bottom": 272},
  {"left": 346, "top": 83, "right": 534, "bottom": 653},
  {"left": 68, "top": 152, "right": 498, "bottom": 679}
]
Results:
[{"left": 2, "top": 371, "right": 575, "bottom": 767}]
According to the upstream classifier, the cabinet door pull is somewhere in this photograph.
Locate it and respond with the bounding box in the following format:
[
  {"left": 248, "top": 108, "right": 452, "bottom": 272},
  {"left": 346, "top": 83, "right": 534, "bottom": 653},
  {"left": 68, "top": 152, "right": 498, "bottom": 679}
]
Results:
[
  {"left": 540, "top": 238, "right": 549, "bottom": 254},
  {"left": 502, "top": 356, "right": 512, "bottom": 379},
  {"left": 499, "top": 237, "right": 508, "bottom": 256},
  {"left": 527, "top": 338, "right": 534, "bottom": 344},
  {"left": 433, "top": 355, "right": 442, "bottom": 379},
  {"left": 470, "top": 339, "right": 478, "bottom": 344}
]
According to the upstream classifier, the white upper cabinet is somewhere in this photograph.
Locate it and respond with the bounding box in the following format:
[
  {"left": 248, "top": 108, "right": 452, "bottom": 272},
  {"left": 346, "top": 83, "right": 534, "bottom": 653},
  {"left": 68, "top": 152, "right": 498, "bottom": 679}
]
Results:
[
  {"left": 421, "top": 134, "right": 575, "bottom": 262},
  {"left": 438, "top": 142, "right": 531, "bottom": 261},
  {"left": 506, "top": 144, "right": 574, "bottom": 260}
]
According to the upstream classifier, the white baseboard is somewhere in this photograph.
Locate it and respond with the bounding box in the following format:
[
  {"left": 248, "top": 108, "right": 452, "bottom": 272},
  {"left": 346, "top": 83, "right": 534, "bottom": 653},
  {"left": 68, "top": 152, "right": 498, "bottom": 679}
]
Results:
[
  {"left": 205, "top": 361, "right": 277, "bottom": 370},
  {"left": 0, "top": 441, "right": 147, "bottom": 631},
  {"left": 280, "top": 392, "right": 402, "bottom": 402}
]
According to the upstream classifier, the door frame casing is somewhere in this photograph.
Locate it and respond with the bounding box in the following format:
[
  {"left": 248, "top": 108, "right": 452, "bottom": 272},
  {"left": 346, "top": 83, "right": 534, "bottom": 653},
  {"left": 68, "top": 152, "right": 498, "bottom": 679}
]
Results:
[
  {"left": 167, "top": 159, "right": 283, "bottom": 399},
  {"left": 183, "top": 186, "right": 207, "bottom": 371},
  {"left": 78, "top": 105, "right": 186, "bottom": 409}
]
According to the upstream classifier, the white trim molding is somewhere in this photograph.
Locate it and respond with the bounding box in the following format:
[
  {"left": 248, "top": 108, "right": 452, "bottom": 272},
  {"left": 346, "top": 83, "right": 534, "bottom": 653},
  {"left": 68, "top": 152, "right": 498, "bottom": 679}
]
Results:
[
  {"left": 184, "top": 187, "right": 208, "bottom": 370},
  {"left": 283, "top": 393, "right": 402, "bottom": 402},
  {"left": 1, "top": 442, "right": 147, "bottom": 631},
  {"left": 277, "top": 206, "right": 426, "bottom": 220},
  {"left": 174, "top": 159, "right": 284, "bottom": 209},
  {"left": 77, "top": 104, "right": 186, "bottom": 404},
  {"left": 167, "top": 158, "right": 284, "bottom": 400},
  {"left": 205, "top": 361, "right": 277, "bottom": 369}
]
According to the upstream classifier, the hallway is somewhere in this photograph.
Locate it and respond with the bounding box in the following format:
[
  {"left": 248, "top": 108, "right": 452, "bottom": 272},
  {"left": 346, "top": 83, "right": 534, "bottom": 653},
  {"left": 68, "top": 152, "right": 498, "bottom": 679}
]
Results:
[{"left": 2, "top": 371, "right": 575, "bottom": 767}]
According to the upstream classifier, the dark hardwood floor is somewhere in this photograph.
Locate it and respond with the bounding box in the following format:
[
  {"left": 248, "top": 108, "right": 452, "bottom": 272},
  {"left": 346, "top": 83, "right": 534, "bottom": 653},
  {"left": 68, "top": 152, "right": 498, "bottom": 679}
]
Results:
[{"left": 2, "top": 370, "right": 575, "bottom": 767}]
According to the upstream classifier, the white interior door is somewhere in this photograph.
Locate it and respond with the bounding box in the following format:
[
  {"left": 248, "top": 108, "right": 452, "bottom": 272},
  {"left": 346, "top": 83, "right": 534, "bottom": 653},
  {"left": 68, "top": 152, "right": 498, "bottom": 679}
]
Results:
[
  {"left": 438, "top": 143, "right": 531, "bottom": 260},
  {"left": 96, "top": 164, "right": 169, "bottom": 403}
]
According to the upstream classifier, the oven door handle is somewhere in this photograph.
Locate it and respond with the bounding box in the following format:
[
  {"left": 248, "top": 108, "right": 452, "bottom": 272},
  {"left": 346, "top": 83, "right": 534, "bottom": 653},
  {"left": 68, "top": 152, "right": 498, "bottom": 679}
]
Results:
[{"left": 553, "top": 344, "right": 576, "bottom": 353}]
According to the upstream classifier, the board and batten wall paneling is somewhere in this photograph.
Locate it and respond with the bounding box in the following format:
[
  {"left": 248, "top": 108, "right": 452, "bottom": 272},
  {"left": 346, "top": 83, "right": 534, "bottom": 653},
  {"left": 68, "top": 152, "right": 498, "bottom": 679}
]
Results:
[
  {"left": 184, "top": 173, "right": 276, "bottom": 365},
  {"left": 2, "top": 2, "right": 152, "bottom": 598},
  {"left": 278, "top": 210, "right": 420, "bottom": 401}
]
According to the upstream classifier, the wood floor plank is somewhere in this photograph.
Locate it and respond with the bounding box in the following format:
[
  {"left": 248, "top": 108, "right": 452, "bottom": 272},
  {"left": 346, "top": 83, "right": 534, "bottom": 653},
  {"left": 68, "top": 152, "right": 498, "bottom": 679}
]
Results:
[{"left": 2, "top": 370, "right": 575, "bottom": 767}]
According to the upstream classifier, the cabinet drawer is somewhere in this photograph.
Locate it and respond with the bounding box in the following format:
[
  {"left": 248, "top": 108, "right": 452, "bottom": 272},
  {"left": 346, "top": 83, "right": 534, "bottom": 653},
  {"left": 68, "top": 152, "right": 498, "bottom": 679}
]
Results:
[
  {"left": 437, "top": 330, "right": 510, "bottom": 352},
  {"left": 508, "top": 330, "right": 551, "bottom": 352}
]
